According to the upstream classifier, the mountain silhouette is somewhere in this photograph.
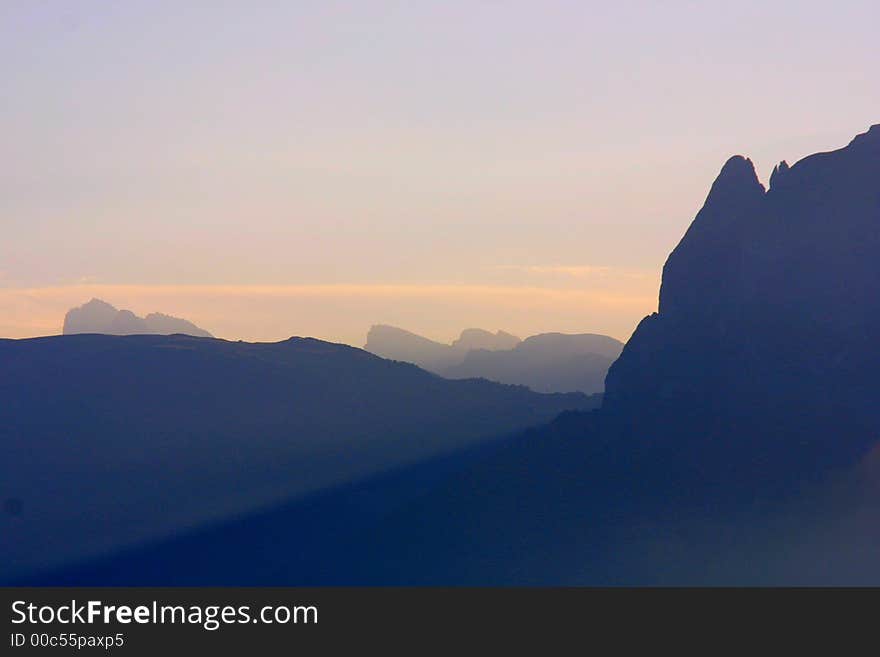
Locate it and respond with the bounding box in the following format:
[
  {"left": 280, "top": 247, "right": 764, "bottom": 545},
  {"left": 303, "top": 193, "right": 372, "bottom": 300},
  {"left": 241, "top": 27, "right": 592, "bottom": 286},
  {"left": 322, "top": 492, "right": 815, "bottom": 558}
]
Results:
[
  {"left": 182, "top": 122, "right": 879, "bottom": 586},
  {"left": 14, "top": 124, "right": 880, "bottom": 586},
  {"left": 0, "top": 333, "right": 594, "bottom": 583},
  {"left": 63, "top": 298, "right": 212, "bottom": 337},
  {"left": 451, "top": 328, "right": 521, "bottom": 353},
  {"left": 605, "top": 123, "right": 880, "bottom": 483},
  {"left": 301, "top": 123, "right": 880, "bottom": 584},
  {"left": 365, "top": 325, "right": 622, "bottom": 393},
  {"left": 363, "top": 325, "right": 466, "bottom": 371},
  {"left": 444, "top": 333, "right": 623, "bottom": 394},
  {"left": 364, "top": 325, "right": 520, "bottom": 372}
]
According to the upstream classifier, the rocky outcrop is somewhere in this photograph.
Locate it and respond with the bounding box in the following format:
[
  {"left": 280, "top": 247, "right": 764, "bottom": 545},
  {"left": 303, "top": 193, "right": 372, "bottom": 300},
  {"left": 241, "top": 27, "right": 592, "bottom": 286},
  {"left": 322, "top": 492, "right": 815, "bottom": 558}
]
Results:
[
  {"left": 604, "top": 124, "right": 880, "bottom": 481},
  {"left": 63, "top": 299, "right": 212, "bottom": 338}
]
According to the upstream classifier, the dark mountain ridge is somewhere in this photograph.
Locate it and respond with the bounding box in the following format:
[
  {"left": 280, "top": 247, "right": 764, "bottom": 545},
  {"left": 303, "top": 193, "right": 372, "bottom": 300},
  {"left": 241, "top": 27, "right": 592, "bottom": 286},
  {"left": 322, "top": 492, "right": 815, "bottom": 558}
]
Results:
[
  {"left": 309, "top": 123, "right": 880, "bottom": 584},
  {"left": 0, "top": 333, "right": 594, "bottom": 583},
  {"left": 15, "top": 124, "right": 880, "bottom": 585},
  {"left": 606, "top": 124, "right": 880, "bottom": 485}
]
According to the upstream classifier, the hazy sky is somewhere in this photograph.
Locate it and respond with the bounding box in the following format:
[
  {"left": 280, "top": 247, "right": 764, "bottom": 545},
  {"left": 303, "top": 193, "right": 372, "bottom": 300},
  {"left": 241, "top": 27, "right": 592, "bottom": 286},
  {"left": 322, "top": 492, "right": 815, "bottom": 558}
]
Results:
[{"left": 2, "top": 1, "right": 878, "bottom": 344}]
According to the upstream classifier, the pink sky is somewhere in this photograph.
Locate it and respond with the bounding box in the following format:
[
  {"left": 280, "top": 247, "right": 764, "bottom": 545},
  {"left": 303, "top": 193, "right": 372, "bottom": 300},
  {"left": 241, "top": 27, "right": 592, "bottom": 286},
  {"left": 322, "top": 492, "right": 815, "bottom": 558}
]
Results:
[{"left": 2, "top": 2, "right": 877, "bottom": 344}]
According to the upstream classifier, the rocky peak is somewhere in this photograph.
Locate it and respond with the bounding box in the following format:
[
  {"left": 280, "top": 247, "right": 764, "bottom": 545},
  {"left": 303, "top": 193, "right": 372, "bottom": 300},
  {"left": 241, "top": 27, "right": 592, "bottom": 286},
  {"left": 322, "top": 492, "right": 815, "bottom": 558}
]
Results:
[
  {"left": 605, "top": 123, "right": 880, "bottom": 478},
  {"left": 703, "top": 156, "right": 765, "bottom": 207},
  {"left": 849, "top": 123, "right": 880, "bottom": 147},
  {"left": 769, "top": 160, "right": 790, "bottom": 189}
]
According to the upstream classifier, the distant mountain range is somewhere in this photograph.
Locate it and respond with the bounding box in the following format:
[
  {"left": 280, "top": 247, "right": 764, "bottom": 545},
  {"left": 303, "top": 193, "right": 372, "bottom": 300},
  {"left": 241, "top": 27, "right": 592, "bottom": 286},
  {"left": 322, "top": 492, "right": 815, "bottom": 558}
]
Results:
[
  {"left": 31, "top": 123, "right": 880, "bottom": 586},
  {"left": 10, "top": 123, "right": 880, "bottom": 586},
  {"left": 365, "top": 325, "right": 622, "bottom": 394},
  {"left": 445, "top": 332, "right": 622, "bottom": 394},
  {"left": 0, "top": 333, "right": 595, "bottom": 582},
  {"left": 63, "top": 298, "right": 212, "bottom": 337},
  {"left": 364, "top": 325, "right": 520, "bottom": 371}
]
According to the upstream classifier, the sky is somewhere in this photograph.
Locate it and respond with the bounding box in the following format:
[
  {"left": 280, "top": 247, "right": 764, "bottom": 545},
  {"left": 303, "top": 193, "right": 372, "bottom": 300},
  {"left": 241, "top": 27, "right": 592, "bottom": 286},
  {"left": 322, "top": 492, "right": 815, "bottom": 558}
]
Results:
[{"left": 2, "top": 1, "right": 878, "bottom": 345}]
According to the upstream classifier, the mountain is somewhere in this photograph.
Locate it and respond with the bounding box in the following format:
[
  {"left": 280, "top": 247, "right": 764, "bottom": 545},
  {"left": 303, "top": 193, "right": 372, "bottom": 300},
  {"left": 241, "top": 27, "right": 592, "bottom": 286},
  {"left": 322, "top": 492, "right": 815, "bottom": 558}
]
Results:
[
  {"left": 0, "top": 333, "right": 594, "bottom": 583},
  {"left": 444, "top": 333, "right": 623, "bottom": 394},
  {"left": 364, "top": 325, "right": 521, "bottom": 372},
  {"left": 62, "top": 298, "right": 213, "bottom": 337},
  {"left": 363, "top": 324, "right": 463, "bottom": 371},
  {"left": 293, "top": 123, "right": 880, "bottom": 584},
  {"left": 365, "top": 325, "right": 621, "bottom": 393},
  {"left": 605, "top": 124, "right": 880, "bottom": 484},
  {"left": 451, "top": 328, "right": 521, "bottom": 353},
  {"left": 17, "top": 124, "right": 880, "bottom": 586},
  {"left": 320, "top": 123, "right": 880, "bottom": 584}
]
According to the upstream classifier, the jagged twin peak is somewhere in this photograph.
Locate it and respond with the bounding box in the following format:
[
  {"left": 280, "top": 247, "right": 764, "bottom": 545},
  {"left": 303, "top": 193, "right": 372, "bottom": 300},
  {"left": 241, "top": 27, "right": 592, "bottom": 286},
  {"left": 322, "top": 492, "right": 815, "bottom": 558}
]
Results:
[
  {"left": 604, "top": 123, "right": 880, "bottom": 473},
  {"left": 364, "top": 325, "right": 522, "bottom": 371},
  {"left": 451, "top": 328, "right": 521, "bottom": 353},
  {"left": 63, "top": 298, "right": 213, "bottom": 338}
]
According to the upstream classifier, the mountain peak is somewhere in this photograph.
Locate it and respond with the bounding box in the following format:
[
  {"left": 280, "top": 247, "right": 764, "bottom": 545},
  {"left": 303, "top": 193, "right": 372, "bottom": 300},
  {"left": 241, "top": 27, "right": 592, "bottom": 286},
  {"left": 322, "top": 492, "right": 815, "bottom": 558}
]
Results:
[
  {"left": 83, "top": 298, "right": 116, "bottom": 310},
  {"left": 656, "top": 154, "right": 766, "bottom": 317},
  {"left": 769, "top": 160, "right": 790, "bottom": 189},
  {"left": 63, "top": 300, "right": 212, "bottom": 338},
  {"left": 607, "top": 123, "right": 880, "bottom": 478},
  {"left": 719, "top": 154, "right": 754, "bottom": 175},
  {"left": 705, "top": 155, "right": 765, "bottom": 205},
  {"left": 850, "top": 123, "right": 880, "bottom": 146},
  {"left": 452, "top": 328, "right": 521, "bottom": 352}
]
